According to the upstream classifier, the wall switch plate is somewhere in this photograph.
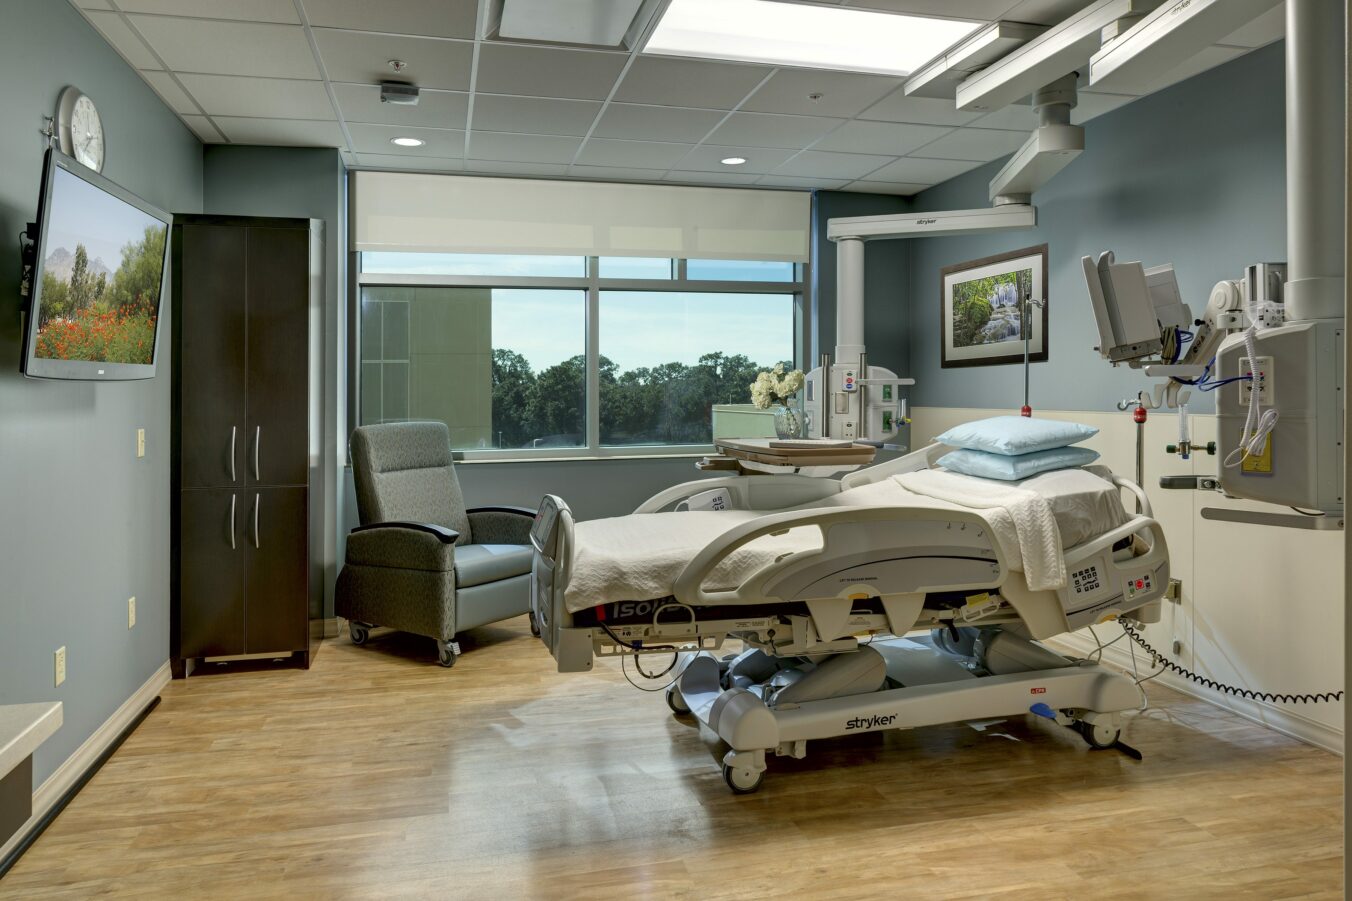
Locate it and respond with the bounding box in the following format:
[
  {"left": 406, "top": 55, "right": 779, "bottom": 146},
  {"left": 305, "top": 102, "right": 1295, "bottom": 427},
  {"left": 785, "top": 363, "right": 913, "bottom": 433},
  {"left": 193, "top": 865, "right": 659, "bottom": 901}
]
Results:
[
  {"left": 136, "top": 428, "right": 146, "bottom": 458},
  {"left": 128, "top": 597, "right": 136, "bottom": 629},
  {"left": 55, "top": 646, "right": 66, "bottom": 686}
]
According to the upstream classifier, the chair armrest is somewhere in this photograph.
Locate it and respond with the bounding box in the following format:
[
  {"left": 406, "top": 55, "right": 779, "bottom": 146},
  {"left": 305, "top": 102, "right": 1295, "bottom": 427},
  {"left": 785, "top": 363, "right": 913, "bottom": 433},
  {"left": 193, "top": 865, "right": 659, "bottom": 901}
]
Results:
[
  {"left": 467, "top": 506, "right": 537, "bottom": 546},
  {"left": 351, "top": 520, "right": 460, "bottom": 544},
  {"left": 346, "top": 522, "right": 458, "bottom": 572}
]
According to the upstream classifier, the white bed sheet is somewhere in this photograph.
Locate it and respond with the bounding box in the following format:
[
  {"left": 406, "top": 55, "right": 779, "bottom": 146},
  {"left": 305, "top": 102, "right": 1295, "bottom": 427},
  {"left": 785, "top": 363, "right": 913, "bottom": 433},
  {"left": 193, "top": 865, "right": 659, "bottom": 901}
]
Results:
[{"left": 563, "top": 466, "right": 1129, "bottom": 612}]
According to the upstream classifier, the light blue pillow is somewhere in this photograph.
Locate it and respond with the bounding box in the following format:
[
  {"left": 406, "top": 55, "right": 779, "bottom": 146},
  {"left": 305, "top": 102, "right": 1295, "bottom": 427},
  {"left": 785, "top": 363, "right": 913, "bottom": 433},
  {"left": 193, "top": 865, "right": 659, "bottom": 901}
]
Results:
[
  {"left": 934, "top": 416, "right": 1098, "bottom": 456},
  {"left": 939, "top": 446, "right": 1101, "bottom": 481}
]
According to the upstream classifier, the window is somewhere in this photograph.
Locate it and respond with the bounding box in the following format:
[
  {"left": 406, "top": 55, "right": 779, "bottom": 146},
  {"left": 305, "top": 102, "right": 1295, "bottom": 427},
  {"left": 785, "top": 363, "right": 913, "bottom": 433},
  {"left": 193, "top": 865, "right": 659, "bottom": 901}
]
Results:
[
  {"left": 599, "top": 292, "right": 794, "bottom": 446},
  {"left": 355, "top": 254, "right": 804, "bottom": 457},
  {"left": 686, "top": 258, "right": 796, "bottom": 282}
]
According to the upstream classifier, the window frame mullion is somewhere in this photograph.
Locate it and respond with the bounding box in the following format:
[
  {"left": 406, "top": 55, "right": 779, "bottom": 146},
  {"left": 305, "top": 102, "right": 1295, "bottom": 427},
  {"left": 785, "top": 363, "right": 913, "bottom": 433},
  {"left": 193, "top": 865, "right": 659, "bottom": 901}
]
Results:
[{"left": 585, "top": 256, "right": 601, "bottom": 453}]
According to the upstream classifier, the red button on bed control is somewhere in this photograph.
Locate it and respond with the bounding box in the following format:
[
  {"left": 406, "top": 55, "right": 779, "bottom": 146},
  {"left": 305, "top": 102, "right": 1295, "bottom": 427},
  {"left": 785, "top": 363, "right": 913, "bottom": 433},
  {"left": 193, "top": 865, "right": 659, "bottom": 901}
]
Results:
[{"left": 1135, "top": 580, "right": 1144, "bottom": 590}]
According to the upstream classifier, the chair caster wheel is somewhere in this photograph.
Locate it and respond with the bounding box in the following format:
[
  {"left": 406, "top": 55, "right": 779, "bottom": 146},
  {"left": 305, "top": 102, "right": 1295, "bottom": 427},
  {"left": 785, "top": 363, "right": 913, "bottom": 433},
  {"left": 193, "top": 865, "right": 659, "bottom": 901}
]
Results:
[
  {"left": 349, "top": 622, "right": 370, "bottom": 645},
  {"left": 1076, "top": 720, "right": 1120, "bottom": 749},
  {"left": 665, "top": 684, "right": 690, "bottom": 715},
  {"left": 436, "top": 639, "right": 460, "bottom": 668},
  {"left": 529, "top": 614, "right": 540, "bottom": 638},
  {"left": 722, "top": 764, "right": 764, "bottom": 795}
]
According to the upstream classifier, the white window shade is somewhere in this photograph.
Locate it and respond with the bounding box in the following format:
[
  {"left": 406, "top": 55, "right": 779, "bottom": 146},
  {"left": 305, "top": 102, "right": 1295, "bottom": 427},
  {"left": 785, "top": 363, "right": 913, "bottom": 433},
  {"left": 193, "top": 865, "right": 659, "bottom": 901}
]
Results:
[{"left": 351, "top": 171, "right": 810, "bottom": 263}]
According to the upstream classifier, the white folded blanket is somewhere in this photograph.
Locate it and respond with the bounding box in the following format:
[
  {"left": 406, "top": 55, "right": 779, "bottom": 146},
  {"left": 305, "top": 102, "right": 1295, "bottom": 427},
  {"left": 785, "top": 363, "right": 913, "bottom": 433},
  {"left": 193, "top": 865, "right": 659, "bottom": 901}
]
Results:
[{"left": 894, "top": 470, "right": 1067, "bottom": 591}]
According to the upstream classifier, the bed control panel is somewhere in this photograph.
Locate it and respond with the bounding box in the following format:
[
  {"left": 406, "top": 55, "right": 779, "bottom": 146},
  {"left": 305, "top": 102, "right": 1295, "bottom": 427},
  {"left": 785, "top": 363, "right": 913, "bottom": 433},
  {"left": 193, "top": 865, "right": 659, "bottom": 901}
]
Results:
[
  {"left": 1123, "top": 572, "right": 1154, "bottom": 600},
  {"left": 1071, "top": 565, "right": 1102, "bottom": 596}
]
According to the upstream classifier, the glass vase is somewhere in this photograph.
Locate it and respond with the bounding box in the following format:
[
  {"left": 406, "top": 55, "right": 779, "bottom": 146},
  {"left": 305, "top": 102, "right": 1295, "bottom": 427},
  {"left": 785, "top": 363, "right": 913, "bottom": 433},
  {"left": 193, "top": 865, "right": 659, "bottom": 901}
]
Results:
[{"left": 774, "top": 404, "right": 805, "bottom": 440}]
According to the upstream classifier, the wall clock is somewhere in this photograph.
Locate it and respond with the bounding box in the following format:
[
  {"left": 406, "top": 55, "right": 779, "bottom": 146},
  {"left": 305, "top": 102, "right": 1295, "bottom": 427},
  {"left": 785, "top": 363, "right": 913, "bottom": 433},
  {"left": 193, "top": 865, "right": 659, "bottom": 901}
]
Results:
[{"left": 57, "top": 86, "right": 105, "bottom": 173}]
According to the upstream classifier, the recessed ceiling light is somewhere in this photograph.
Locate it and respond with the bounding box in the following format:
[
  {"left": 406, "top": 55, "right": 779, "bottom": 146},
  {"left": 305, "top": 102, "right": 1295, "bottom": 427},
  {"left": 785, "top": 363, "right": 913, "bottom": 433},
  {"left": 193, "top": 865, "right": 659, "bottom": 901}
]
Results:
[
  {"left": 645, "top": 0, "right": 980, "bottom": 77},
  {"left": 721, "top": 157, "right": 747, "bottom": 166},
  {"left": 391, "top": 137, "right": 425, "bottom": 147}
]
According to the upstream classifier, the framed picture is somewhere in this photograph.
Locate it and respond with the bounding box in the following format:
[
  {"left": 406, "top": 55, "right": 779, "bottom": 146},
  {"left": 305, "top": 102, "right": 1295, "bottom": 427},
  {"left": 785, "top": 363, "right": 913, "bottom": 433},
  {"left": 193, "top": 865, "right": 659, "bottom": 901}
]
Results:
[{"left": 940, "top": 244, "right": 1048, "bottom": 368}]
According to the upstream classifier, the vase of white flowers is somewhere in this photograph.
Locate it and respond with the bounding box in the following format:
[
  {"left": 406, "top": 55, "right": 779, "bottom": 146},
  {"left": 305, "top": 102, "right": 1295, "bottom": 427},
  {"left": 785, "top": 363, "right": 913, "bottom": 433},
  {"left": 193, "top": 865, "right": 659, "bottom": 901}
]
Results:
[{"left": 750, "top": 364, "right": 807, "bottom": 439}]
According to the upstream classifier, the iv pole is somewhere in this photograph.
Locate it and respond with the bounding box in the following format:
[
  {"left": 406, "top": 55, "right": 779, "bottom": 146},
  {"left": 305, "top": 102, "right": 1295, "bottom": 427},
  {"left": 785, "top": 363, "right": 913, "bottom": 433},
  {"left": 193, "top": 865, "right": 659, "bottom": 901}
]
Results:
[{"left": 1020, "top": 292, "right": 1045, "bottom": 417}]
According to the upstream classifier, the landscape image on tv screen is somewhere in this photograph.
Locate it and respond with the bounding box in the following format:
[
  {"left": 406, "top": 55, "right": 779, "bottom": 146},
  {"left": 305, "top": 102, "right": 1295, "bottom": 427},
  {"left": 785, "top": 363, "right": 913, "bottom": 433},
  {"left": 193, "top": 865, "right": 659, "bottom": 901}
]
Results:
[{"left": 34, "top": 166, "right": 168, "bottom": 365}]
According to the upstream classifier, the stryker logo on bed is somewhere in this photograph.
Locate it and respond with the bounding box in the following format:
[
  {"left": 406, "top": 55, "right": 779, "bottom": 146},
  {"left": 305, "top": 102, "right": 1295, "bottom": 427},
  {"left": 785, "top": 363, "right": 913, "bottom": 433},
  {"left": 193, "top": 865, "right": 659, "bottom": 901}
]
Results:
[{"left": 845, "top": 714, "right": 897, "bottom": 731}]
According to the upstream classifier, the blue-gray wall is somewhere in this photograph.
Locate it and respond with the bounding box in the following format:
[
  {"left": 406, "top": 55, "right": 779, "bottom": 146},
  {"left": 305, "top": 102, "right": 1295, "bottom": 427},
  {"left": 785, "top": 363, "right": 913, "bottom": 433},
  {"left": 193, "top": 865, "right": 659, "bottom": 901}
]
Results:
[
  {"left": 0, "top": 0, "right": 202, "bottom": 784},
  {"left": 905, "top": 42, "right": 1287, "bottom": 414},
  {"left": 203, "top": 145, "right": 347, "bottom": 619}
]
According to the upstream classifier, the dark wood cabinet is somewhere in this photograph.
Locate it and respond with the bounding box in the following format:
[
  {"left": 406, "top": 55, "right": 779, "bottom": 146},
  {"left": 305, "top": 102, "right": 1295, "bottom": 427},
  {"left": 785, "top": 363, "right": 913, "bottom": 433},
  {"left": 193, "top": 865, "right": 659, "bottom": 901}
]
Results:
[{"left": 172, "top": 216, "right": 322, "bottom": 677}]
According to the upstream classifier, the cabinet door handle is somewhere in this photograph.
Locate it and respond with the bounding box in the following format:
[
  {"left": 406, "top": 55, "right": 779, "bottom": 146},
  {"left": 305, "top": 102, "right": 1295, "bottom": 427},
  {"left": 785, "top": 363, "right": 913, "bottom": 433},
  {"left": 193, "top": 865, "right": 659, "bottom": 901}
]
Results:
[
  {"left": 229, "top": 494, "right": 237, "bottom": 550},
  {"left": 229, "top": 426, "right": 237, "bottom": 482},
  {"left": 253, "top": 493, "right": 261, "bottom": 549},
  {"left": 253, "top": 426, "right": 261, "bottom": 481}
]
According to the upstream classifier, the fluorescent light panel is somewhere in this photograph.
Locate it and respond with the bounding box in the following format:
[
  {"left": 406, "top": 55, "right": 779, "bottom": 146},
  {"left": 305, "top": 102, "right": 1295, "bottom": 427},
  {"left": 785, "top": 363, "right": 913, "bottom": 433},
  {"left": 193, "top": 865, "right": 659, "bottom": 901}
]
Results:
[{"left": 644, "top": 0, "right": 981, "bottom": 78}]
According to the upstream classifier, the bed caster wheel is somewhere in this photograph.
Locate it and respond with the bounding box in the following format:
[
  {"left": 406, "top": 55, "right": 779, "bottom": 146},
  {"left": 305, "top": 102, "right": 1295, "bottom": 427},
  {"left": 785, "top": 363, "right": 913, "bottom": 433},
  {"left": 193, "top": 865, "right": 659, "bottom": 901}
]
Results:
[
  {"left": 349, "top": 622, "right": 370, "bottom": 646},
  {"left": 1076, "top": 720, "right": 1120, "bottom": 749},
  {"left": 665, "top": 684, "right": 690, "bottom": 715},
  {"left": 722, "top": 764, "right": 765, "bottom": 795},
  {"left": 436, "top": 640, "right": 460, "bottom": 668}
]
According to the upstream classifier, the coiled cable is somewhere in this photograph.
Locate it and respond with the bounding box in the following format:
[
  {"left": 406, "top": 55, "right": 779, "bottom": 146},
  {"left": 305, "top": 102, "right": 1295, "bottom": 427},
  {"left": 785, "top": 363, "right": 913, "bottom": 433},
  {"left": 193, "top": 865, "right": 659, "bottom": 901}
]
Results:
[{"left": 1120, "top": 621, "right": 1343, "bottom": 704}]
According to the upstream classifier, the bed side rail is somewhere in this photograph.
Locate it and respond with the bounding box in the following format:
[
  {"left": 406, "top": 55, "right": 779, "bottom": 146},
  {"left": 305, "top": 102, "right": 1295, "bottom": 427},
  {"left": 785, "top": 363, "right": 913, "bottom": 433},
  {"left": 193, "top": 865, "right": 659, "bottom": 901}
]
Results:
[
  {"left": 634, "top": 474, "right": 842, "bottom": 514},
  {"left": 671, "top": 504, "right": 1005, "bottom": 608},
  {"left": 529, "top": 495, "right": 596, "bottom": 672},
  {"left": 839, "top": 443, "right": 946, "bottom": 489}
]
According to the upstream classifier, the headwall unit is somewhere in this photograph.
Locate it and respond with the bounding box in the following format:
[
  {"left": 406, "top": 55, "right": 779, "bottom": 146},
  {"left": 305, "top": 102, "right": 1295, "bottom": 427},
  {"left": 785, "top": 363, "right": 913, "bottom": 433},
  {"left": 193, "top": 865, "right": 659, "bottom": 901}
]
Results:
[{"left": 171, "top": 215, "right": 323, "bottom": 677}]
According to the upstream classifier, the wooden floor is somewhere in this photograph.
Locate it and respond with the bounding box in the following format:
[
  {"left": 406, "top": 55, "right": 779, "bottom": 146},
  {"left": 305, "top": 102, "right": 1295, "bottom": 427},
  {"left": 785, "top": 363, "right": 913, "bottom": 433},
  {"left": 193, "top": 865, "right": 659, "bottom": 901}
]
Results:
[{"left": 1, "top": 619, "right": 1342, "bottom": 900}]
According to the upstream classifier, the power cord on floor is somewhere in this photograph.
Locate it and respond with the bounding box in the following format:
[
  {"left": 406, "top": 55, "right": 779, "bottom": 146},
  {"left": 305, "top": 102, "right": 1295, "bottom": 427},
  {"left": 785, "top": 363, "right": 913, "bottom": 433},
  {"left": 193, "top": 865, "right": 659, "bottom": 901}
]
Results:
[{"left": 1120, "top": 621, "right": 1344, "bottom": 704}]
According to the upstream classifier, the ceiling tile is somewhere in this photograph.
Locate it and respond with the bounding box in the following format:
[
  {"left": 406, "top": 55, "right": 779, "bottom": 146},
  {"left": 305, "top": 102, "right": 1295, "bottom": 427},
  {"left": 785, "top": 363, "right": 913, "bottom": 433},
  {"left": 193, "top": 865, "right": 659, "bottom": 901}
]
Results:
[
  {"left": 706, "top": 113, "right": 844, "bottom": 150},
  {"left": 140, "top": 71, "right": 199, "bottom": 116},
  {"left": 317, "top": 31, "right": 473, "bottom": 91},
  {"left": 181, "top": 115, "right": 225, "bottom": 143},
  {"left": 177, "top": 74, "right": 334, "bottom": 119},
  {"left": 1219, "top": 3, "right": 1284, "bottom": 48},
  {"left": 475, "top": 44, "right": 626, "bottom": 101},
  {"left": 837, "top": 0, "right": 1025, "bottom": 17},
  {"left": 334, "top": 84, "right": 469, "bottom": 128},
  {"left": 742, "top": 70, "right": 901, "bottom": 118},
  {"left": 355, "top": 153, "right": 465, "bottom": 171},
  {"left": 471, "top": 94, "right": 602, "bottom": 137},
  {"left": 858, "top": 89, "right": 985, "bottom": 126},
  {"left": 347, "top": 123, "right": 465, "bottom": 156},
  {"left": 304, "top": 0, "right": 478, "bottom": 39},
  {"left": 671, "top": 145, "right": 796, "bottom": 175},
  {"left": 74, "top": 0, "right": 114, "bottom": 8},
  {"left": 771, "top": 150, "right": 895, "bottom": 180},
  {"left": 467, "top": 131, "right": 584, "bottom": 164},
  {"left": 998, "top": 0, "right": 1097, "bottom": 26},
  {"left": 213, "top": 116, "right": 346, "bottom": 146},
  {"left": 865, "top": 156, "right": 983, "bottom": 184},
  {"left": 662, "top": 170, "right": 763, "bottom": 186},
  {"left": 114, "top": 0, "right": 300, "bottom": 23},
  {"left": 462, "top": 161, "right": 571, "bottom": 178},
  {"left": 592, "top": 103, "right": 725, "bottom": 143},
  {"left": 575, "top": 138, "right": 692, "bottom": 169},
  {"left": 910, "top": 127, "right": 1026, "bottom": 162},
  {"left": 614, "top": 56, "right": 771, "bottom": 109},
  {"left": 813, "top": 120, "right": 954, "bottom": 155},
  {"left": 85, "top": 11, "right": 159, "bottom": 69},
  {"left": 756, "top": 175, "right": 847, "bottom": 190},
  {"left": 128, "top": 16, "right": 319, "bottom": 78},
  {"left": 569, "top": 165, "right": 667, "bottom": 183},
  {"left": 843, "top": 180, "right": 930, "bottom": 196}
]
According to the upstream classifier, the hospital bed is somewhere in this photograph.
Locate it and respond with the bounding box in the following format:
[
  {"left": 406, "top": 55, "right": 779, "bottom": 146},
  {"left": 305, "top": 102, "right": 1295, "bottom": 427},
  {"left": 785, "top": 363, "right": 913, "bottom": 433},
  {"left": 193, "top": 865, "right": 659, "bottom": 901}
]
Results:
[{"left": 528, "top": 444, "right": 1169, "bottom": 793}]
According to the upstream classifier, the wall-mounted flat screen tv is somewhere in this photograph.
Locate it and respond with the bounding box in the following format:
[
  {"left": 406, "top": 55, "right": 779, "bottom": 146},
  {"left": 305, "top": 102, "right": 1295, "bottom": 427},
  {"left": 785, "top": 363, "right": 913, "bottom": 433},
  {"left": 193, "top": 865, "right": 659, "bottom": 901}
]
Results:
[{"left": 21, "top": 150, "right": 171, "bottom": 380}]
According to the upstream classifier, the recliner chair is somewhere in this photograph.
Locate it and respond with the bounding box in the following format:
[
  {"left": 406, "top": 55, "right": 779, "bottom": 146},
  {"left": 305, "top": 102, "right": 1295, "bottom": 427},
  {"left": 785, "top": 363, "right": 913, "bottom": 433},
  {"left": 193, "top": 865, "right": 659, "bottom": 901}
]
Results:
[{"left": 336, "top": 421, "right": 535, "bottom": 667}]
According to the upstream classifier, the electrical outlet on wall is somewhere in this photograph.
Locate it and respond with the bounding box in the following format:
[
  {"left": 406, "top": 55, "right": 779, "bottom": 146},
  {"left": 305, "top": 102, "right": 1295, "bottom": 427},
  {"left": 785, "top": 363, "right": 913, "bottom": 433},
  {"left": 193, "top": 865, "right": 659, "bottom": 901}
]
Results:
[
  {"left": 136, "top": 428, "right": 146, "bottom": 458},
  {"left": 55, "top": 646, "right": 66, "bottom": 686},
  {"left": 128, "top": 596, "right": 136, "bottom": 629}
]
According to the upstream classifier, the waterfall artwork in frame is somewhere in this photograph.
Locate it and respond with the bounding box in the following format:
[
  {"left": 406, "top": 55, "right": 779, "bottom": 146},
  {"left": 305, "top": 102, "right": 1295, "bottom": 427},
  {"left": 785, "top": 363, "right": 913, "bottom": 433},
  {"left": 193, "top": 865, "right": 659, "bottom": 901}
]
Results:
[{"left": 940, "top": 244, "right": 1048, "bottom": 368}]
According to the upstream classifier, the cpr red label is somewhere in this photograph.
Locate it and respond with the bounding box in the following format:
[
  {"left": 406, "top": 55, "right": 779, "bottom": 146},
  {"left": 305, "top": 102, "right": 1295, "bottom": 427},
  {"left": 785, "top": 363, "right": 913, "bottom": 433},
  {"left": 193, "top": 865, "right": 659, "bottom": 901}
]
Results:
[{"left": 1030, "top": 687, "right": 1046, "bottom": 694}]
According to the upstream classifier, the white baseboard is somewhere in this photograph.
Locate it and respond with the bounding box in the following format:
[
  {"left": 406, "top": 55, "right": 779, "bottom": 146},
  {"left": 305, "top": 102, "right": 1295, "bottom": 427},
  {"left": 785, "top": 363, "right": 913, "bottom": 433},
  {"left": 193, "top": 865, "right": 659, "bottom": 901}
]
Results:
[
  {"left": 1051, "top": 633, "right": 1343, "bottom": 755},
  {"left": 0, "top": 660, "right": 170, "bottom": 863}
]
